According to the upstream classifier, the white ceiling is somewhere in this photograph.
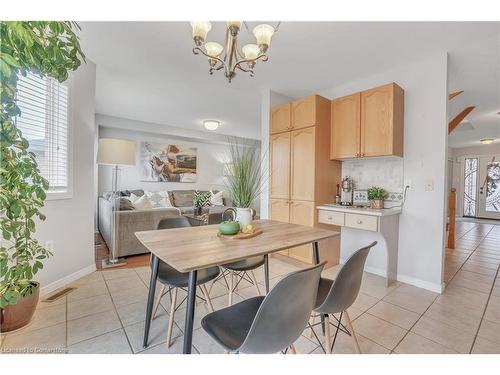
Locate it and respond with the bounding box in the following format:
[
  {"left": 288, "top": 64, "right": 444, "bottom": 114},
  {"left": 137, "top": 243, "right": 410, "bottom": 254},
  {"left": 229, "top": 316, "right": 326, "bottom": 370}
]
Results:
[{"left": 78, "top": 21, "right": 500, "bottom": 143}]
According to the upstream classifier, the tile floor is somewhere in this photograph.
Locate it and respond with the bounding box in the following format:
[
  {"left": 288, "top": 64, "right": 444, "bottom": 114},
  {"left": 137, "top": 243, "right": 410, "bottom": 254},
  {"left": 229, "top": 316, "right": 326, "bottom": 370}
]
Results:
[{"left": 1, "top": 222, "right": 499, "bottom": 354}]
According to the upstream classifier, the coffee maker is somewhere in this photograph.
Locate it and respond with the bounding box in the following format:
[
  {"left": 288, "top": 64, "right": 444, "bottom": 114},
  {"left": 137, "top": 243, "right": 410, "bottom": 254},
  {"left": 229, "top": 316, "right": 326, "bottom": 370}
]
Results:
[{"left": 340, "top": 176, "right": 354, "bottom": 206}]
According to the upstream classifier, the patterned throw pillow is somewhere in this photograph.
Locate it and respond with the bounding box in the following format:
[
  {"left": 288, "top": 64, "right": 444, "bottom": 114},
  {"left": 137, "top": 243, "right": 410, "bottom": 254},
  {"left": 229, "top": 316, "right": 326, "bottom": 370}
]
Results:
[
  {"left": 145, "top": 191, "right": 173, "bottom": 208},
  {"left": 194, "top": 191, "right": 212, "bottom": 207}
]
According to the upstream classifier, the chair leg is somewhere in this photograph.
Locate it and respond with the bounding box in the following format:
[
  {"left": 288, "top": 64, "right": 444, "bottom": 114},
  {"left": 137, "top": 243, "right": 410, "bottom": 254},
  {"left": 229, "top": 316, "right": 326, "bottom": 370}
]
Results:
[
  {"left": 289, "top": 343, "right": 297, "bottom": 354},
  {"left": 343, "top": 310, "right": 361, "bottom": 354},
  {"left": 200, "top": 284, "right": 214, "bottom": 312},
  {"left": 166, "top": 287, "right": 178, "bottom": 347},
  {"left": 250, "top": 270, "right": 261, "bottom": 295},
  {"left": 228, "top": 270, "right": 234, "bottom": 306},
  {"left": 152, "top": 284, "right": 166, "bottom": 320},
  {"left": 324, "top": 314, "right": 332, "bottom": 354},
  {"left": 309, "top": 314, "right": 316, "bottom": 339}
]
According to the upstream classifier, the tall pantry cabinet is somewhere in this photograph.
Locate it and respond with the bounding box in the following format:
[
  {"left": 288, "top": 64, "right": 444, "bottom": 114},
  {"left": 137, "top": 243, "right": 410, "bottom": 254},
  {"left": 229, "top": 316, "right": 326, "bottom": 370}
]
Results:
[{"left": 269, "top": 95, "right": 341, "bottom": 265}]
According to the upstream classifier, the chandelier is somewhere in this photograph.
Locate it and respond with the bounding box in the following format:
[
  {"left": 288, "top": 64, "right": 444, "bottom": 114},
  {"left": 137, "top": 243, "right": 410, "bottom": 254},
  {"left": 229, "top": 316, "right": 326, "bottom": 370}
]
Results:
[{"left": 189, "top": 21, "right": 279, "bottom": 82}]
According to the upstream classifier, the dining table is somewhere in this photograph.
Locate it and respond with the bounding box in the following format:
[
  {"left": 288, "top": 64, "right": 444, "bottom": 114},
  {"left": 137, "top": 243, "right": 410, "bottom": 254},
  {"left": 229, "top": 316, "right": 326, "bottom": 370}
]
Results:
[{"left": 135, "top": 219, "right": 340, "bottom": 354}]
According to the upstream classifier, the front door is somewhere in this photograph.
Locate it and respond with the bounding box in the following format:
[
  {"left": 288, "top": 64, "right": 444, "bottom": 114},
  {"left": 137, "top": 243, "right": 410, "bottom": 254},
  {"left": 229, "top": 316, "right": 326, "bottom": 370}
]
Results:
[{"left": 477, "top": 156, "right": 500, "bottom": 219}]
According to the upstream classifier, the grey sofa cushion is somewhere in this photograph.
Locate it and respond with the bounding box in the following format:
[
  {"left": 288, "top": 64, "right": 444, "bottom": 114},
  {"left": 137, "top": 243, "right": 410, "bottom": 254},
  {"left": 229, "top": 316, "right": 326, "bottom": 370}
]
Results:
[
  {"left": 169, "top": 190, "right": 197, "bottom": 207},
  {"left": 119, "top": 197, "right": 135, "bottom": 211},
  {"left": 119, "top": 189, "right": 144, "bottom": 197}
]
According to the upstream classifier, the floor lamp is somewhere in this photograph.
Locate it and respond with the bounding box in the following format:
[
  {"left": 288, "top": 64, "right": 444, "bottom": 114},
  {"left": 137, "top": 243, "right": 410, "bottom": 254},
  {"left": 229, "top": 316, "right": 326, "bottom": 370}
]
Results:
[{"left": 97, "top": 138, "right": 136, "bottom": 268}]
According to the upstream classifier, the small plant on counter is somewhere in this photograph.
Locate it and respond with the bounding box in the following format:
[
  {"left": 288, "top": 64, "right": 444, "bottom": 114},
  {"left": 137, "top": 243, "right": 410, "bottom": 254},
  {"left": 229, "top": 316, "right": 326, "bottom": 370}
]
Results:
[{"left": 367, "top": 186, "right": 388, "bottom": 209}]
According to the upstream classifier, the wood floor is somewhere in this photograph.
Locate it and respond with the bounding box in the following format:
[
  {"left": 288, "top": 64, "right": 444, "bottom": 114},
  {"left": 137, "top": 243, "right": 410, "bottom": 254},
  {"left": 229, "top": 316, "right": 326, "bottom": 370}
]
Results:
[{"left": 94, "top": 232, "right": 149, "bottom": 270}]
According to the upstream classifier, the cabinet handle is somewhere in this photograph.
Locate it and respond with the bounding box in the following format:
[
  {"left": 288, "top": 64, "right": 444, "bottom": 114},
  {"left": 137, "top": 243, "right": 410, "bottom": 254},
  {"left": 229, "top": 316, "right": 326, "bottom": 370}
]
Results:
[
  {"left": 361, "top": 153, "right": 365, "bottom": 157},
  {"left": 357, "top": 219, "right": 363, "bottom": 224},
  {"left": 328, "top": 216, "right": 333, "bottom": 220},
  {"left": 290, "top": 201, "right": 294, "bottom": 205}
]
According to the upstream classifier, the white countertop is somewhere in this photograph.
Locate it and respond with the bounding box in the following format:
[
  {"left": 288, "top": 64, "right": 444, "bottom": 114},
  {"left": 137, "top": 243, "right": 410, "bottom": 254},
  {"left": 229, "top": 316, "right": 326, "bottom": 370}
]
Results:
[{"left": 317, "top": 204, "right": 402, "bottom": 217}]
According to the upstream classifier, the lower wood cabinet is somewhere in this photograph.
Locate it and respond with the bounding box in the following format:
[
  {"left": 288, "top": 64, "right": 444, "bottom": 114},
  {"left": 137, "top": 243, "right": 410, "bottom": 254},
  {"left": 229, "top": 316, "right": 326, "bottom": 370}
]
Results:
[
  {"left": 269, "top": 198, "right": 290, "bottom": 256},
  {"left": 288, "top": 200, "right": 315, "bottom": 263}
]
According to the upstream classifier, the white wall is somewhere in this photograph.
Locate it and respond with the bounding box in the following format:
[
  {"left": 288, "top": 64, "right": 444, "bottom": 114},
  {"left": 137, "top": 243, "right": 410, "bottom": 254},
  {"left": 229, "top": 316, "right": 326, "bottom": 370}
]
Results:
[
  {"left": 97, "top": 116, "right": 261, "bottom": 211},
  {"left": 36, "top": 61, "right": 97, "bottom": 294},
  {"left": 317, "top": 54, "right": 449, "bottom": 292},
  {"left": 259, "top": 90, "right": 294, "bottom": 219}
]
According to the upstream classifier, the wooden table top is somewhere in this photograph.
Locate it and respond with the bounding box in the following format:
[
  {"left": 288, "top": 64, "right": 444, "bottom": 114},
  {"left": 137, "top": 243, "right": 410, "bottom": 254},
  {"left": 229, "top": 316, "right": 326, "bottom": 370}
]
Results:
[{"left": 135, "top": 219, "right": 340, "bottom": 272}]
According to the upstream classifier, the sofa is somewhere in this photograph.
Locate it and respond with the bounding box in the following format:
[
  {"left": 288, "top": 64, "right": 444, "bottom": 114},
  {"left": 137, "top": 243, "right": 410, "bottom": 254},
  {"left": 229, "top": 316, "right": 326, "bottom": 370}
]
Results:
[{"left": 98, "top": 189, "right": 230, "bottom": 257}]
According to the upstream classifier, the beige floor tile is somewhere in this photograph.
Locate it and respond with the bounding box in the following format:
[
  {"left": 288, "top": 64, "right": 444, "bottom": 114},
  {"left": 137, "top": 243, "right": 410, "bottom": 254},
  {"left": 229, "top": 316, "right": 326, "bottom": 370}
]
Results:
[
  {"left": 471, "top": 337, "right": 500, "bottom": 354},
  {"left": 330, "top": 331, "right": 390, "bottom": 354},
  {"left": 352, "top": 313, "right": 407, "bottom": 350},
  {"left": 67, "top": 293, "right": 115, "bottom": 320},
  {"left": 411, "top": 316, "right": 475, "bottom": 353},
  {"left": 2, "top": 322, "right": 66, "bottom": 353},
  {"left": 37, "top": 295, "right": 67, "bottom": 309},
  {"left": 367, "top": 301, "right": 420, "bottom": 330},
  {"left": 68, "top": 329, "right": 132, "bottom": 354},
  {"left": 477, "top": 319, "right": 500, "bottom": 345},
  {"left": 67, "top": 278, "right": 109, "bottom": 302},
  {"left": 383, "top": 289, "right": 436, "bottom": 314},
  {"left": 190, "top": 327, "right": 227, "bottom": 354},
  {"left": 484, "top": 295, "right": 500, "bottom": 323},
  {"left": 124, "top": 314, "right": 182, "bottom": 353},
  {"left": 394, "top": 332, "right": 458, "bottom": 354},
  {"left": 109, "top": 284, "right": 148, "bottom": 307},
  {"left": 117, "top": 300, "right": 167, "bottom": 327},
  {"left": 292, "top": 335, "right": 319, "bottom": 354},
  {"left": 424, "top": 300, "right": 482, "bottom": 334},
  {"left": 360, "top": 274, "right": 400, "bottom": 299},
  {"left": 105, "top": 274, "right": 145, "bottom": 293},
  {"left": 67, "top": 309, "right": 122, "bottom": 346},
  {"left": 435, "top": 285, "right": 489, "bottom": 312},
  {"left": 70, "top": 271, "right": 104, "bottom": 286},
  {"left": 23, "top": 302, "right": 66, "bottom": 333},
  {"left": 461, "top": 263, "right": 498, "bottom": 277},
  {"left": 351, "top": 292, "right": 380, "bottom": 312},
  {"left": 139, "top": 339, "right": 185, "bottom": 354},
  {"left": 102, "top": 268, "right": 138, "bottom": 280}
]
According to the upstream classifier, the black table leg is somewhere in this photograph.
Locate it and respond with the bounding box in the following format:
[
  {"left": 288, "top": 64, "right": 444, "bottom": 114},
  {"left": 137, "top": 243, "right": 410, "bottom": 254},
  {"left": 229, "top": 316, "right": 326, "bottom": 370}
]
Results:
[
  {"left": 312, "top": 241, "right": 325, "bottom": 333},
  {"left": 264, "top": 254, "right": 270, "bottom": 294},
  {"left": 183, "top": 270, "right": 198, "bottom": 354},
  {"left": 143, "top": 254, "right": 159, "bottom": 348}
]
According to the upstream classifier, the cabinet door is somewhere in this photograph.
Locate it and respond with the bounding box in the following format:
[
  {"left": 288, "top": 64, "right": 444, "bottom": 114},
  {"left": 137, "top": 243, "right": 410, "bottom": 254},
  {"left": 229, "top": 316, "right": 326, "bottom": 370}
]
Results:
[
  {"left": 288, "top": 200, "right": 315, "bottom": 264},
  {"left": 270, "top": 132, "right": 291, "bottom": 200},
  {"left": 269, "top": 199, "right": 290, "bottom": 256},
  {"left": 331, "top": 93, "right": 361, "bottom": 159},
  {"left": 361, "top": 84, "right": 394, "bottom": 157},
  {"left": 271, "top": 103, "right": 291, "bottom": 134},
  {"left": 291, "top": 96, "right": 316, "bottom": 129},
  {"left": 291, "top": 127, "right": 315, "bottom": 201}
]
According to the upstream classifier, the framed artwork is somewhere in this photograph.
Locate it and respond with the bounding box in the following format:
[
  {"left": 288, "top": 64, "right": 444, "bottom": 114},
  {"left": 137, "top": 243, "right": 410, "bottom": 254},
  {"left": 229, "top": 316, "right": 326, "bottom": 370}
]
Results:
[{"left": 140, "top": 141, "right": 197, "bottom": 182}]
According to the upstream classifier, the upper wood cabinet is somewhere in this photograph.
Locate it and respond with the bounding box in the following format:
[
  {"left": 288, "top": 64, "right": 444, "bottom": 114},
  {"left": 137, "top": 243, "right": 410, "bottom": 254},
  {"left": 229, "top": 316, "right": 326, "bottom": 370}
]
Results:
[
  {"left": 291, "top": 95, "right": 317, "bottom": 129},
  {"left": 290, "top": 127, "right": 315, "bottom": 201},
  {"left": 361, "top": 83, "right": 404, "bottom": 158},
  {"left": 330, "top": 93, "right": 361, "bottom": 159},
  {"left": 270, "top": 103, "right": 291, "bottom": 134},
  {"left": 269, "top": 132, "right": 291, "bottom": 200},
  {"left": 330, "top": 82, "right": 404, "bottom": 160}
]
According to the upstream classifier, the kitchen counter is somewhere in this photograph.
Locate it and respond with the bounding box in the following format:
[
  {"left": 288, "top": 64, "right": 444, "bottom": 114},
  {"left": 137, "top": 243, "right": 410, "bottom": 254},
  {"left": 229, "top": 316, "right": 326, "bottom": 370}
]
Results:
[{"left": 317, "top": 204, "right": 402, "bottom": 217}]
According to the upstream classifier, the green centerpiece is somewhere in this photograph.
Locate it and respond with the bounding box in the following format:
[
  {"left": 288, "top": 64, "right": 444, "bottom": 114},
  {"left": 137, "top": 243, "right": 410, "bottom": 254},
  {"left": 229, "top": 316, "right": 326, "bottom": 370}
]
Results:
[{"left": 218, "top": 221, "right": 241, "bottom": 235}]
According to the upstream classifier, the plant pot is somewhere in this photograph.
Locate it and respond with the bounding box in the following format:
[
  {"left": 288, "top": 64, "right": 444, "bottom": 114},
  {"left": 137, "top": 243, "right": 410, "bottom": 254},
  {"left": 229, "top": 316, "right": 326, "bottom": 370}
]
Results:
[
  {"left": 235, "top": 207, "right": 253, "bottom": 227},
  {"left": 0, "top": 282, "right": 40, "bottom": 332},
  {"left": 370, "top": 199, "right": 384, "bottom": 209},
  {"left": 218, "top": 221, "right": 240, "bottom": 235},
  {"left": 193, "top": 205, "right": 203, "bottom": 216}
]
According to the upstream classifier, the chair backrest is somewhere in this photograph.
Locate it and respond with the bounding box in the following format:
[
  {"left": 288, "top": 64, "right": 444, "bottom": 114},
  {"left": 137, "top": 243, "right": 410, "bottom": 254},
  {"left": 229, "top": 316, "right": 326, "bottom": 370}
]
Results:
[
  {"left": 238, "top": 261, "right": 326, "bottom": 354},
  {"left": 316, "top": 241, "right": 377, "bottom": 314},
  {"left": 157, "top": 216, "right": 191, "bottom": 230}
]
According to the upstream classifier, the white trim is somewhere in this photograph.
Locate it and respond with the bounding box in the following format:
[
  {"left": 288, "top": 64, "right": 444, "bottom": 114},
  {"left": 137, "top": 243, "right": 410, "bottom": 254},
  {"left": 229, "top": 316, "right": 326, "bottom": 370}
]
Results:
[
  {"left": 39, "top": 264, "right": 96, "bottom": 297},
  {"left": 339, "top": 257, "right": 444, "bottom": 293}
]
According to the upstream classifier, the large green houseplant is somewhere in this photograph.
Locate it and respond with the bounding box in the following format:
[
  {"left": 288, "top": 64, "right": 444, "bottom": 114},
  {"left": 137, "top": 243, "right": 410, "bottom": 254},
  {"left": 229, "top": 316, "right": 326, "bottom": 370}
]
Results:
[{"left": 0, "top": 21, "right": 85, "bottom": 330}]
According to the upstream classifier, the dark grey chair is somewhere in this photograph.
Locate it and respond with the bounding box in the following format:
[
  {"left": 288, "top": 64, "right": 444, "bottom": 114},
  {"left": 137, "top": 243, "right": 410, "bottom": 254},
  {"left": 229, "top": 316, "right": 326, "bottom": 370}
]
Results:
[
  {"left": 151, "top": 217, "right": 220, "bottom": 347},
  {"left": 201, "top": 261, "right": 326, "bottom": 354},
  {"left": 310, "top": 241, "right": 377, "bottom": 354}
]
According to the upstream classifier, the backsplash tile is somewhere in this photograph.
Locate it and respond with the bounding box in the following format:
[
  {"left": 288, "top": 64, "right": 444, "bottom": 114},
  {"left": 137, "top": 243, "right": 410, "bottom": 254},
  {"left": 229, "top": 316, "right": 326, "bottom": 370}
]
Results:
[{"left": 341, "top": 158, "right": 404, "bottom": 193}]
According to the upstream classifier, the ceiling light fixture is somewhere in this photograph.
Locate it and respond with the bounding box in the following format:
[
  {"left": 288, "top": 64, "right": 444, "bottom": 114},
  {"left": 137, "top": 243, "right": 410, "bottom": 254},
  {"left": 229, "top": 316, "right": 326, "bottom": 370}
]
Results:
[
  {"left": 204, "top": 120, "right": 220, "bottom": 131},
  {"left": 190, "top": 21, "right": 279, "bottom": 82},
  {"left": 480, "top": 138, "right": 495, "bottom": 145}
]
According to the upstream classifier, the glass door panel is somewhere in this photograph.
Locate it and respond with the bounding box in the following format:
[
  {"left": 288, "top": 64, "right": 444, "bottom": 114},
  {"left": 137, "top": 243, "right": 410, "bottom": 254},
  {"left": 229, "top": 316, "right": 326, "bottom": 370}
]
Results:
[{"left": 478, "top": 156, "right": 500, "bottom": 219}]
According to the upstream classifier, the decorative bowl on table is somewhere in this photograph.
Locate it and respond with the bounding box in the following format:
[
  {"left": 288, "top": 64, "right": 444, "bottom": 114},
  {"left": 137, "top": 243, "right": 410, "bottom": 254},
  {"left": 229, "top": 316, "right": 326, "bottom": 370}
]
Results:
[{"left": 218, "top": 221, "right": 240, "bottom": 235}]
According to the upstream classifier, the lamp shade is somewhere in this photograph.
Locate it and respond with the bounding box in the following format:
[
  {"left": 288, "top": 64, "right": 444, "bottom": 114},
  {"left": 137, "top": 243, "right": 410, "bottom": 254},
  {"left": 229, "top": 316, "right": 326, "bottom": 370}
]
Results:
[{"left": 97, "top": 138, "right": 136, "bottom": 166}]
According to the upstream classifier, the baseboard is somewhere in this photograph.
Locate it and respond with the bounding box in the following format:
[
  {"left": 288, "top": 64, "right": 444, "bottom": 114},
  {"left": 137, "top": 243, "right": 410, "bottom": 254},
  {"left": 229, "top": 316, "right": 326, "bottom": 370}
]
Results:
[
  {"left": 40, "top": 264, "right": 96, "bottom": 297},
  {"left": 340, "top": 257, "right": 444, "bottom": 293}
]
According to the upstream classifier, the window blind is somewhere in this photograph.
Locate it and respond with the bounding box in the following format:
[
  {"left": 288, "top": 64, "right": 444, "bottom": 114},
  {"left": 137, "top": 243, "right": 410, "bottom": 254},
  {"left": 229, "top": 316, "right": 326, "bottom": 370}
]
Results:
[{"left": 15, "top": 73, "right": 69, "bottom": 193}]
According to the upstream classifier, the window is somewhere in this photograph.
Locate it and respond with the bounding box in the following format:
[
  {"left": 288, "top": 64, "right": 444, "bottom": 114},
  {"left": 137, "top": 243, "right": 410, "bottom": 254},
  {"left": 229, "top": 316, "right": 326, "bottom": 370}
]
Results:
[
  {"left": 463, "top": 157, "right": 478, "bottom": 217},
  {"left": 15, "top": 72, "right": 70, "bottom": 195}
]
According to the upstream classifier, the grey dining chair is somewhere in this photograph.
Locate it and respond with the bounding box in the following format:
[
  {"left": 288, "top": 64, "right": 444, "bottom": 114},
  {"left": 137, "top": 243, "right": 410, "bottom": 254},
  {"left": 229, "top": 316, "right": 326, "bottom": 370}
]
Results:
[
  {"left": 201, "top": 261, "right": 326, "bottom": 354},
  {"left": 310, "top": 241, "right": 377, "bottom": 354},
  {"left": 151, "top": 217, "right": 220, "bottom": 347}
]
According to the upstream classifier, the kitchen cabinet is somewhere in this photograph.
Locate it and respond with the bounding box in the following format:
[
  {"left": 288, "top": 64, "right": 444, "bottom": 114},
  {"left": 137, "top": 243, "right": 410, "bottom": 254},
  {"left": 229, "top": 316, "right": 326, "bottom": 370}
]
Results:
[
  {"left": 330, "top": 82, "right": 404, "bottom": 160},
  {"left": 330, "top": 93, "right": 361, "bottom": 159},
  {"left": 269, "top": 94, "right": 341, "bottom": 266},
  {"left": 270, "top": 103, "right": 291, "bottom": 134}
]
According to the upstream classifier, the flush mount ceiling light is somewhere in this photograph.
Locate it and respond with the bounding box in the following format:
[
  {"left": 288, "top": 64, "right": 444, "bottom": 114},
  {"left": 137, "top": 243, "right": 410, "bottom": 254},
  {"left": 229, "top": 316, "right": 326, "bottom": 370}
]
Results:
[
  {"left": 204, "top": 120, "right": 220, "bottom": 130},
  {"left": 480, "top": 138, "right": 495, "bottom": 145},
  {"left": 190, "top": 21, "right": 279, "bottom": 82}
]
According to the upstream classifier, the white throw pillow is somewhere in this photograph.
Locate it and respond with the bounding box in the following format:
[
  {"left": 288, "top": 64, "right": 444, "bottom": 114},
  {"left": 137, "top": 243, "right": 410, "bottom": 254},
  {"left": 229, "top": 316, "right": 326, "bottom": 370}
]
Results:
[
  {"left": 210, "top": 190, "right": 224, "bottom": 206},
  {"left": 145, "top": 190, "right": 173, "bottom": 208},
  {"left": 128, "top": 193, "right": 141, "bottom": 204},
  {"left": 133, "top": 194, "right": 152, "bottom": 210}
]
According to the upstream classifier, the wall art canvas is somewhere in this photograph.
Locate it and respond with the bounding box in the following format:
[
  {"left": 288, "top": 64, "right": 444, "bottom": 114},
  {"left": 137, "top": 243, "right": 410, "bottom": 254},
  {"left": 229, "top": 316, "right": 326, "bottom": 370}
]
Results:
[{"left": 140, "top": 141, "right": 197, "bottom": 182}]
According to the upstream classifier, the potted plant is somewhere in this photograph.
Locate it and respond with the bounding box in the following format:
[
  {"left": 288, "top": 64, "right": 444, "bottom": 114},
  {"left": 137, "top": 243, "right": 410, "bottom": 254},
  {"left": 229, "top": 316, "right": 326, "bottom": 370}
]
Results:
[
  {"left": 367, "top": 186, "right": 388, "bottom": 209},
  {"left": 224, "top": 139, "right": 265, "bottom": 228},
  {"left": 0, "top": 21, "right": 85, "bottom": 332}
]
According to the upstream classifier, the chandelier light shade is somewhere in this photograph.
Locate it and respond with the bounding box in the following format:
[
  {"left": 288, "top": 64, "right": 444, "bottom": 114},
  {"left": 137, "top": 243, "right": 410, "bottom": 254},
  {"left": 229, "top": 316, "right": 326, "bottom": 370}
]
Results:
[{"left": 190, "top": 21, "right": 279, "bottom": 82}]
